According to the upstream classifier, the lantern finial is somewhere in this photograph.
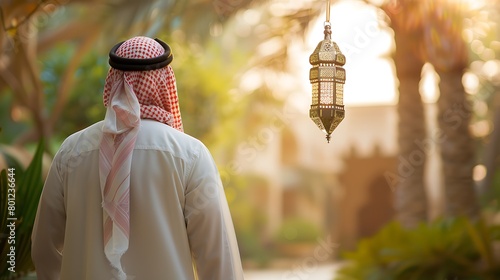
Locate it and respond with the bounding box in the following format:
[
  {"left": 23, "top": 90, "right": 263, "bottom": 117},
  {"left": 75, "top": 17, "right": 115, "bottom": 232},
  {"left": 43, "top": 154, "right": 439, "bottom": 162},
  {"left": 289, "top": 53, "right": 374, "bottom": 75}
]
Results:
[{"left": 309, "top": 0, "right": 346, "bottom": 143}]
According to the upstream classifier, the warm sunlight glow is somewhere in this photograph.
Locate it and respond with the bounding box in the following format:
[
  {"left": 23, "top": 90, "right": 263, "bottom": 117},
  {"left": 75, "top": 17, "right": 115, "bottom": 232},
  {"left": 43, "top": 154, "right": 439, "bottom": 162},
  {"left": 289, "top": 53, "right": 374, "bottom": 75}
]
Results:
[
  {"left": 421, "top": 63, "right": 439, "bottom": 103},
  {"left": 471, "top": 119, "right": 491, "bottom": 138},
  {"left": 462, "top": 72, "right": 480, "bottom": 95},
  {"left": 473, "top": 164, "right": 487, "bottom": 181},
  {"left": 482, "top": 60, "right": 500, "bottom": 80},
  {"left": 240, "top": 69, "right": 263, "bottom": 92},
  {"left": 299, "top": 1, "right": 398, "bottom": 106},
  {"left": 285, "top": 0, "right": 487, "bottom": 108},
  {"left": 451, "top": 0, "right": 487, "bottom": 10}
]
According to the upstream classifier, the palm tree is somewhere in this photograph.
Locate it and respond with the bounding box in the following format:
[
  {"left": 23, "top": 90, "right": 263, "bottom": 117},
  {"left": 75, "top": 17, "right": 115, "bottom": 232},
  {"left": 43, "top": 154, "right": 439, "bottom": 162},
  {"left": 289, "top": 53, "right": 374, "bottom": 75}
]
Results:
[
  {"left": 0, "top": 0, "right": 317, "bottom": 150},
  {"left": 381, "top": 0, "right": 479, "bottom": 226},
  {"left": 423, "top": 0, "right": 478, "bottom": 218},
  {"left": 0, "top": 0, "right": 156, "bottom": 148},
  {"left": 383, "top": 0, "right": 428, "bottom": 227}
]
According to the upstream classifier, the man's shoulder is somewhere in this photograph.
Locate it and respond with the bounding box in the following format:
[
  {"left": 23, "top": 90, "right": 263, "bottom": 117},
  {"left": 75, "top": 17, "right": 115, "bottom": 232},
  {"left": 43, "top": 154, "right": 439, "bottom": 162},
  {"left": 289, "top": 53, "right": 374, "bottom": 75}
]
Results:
[
  {"left": 57, "top": 120, "right": 208, "bottom": 159},
  {"left": 135, "top": 120, "right": 208, "bottom": 157},
  {"left": 57, "top": 121, "right": 104, "bottom": 154}
]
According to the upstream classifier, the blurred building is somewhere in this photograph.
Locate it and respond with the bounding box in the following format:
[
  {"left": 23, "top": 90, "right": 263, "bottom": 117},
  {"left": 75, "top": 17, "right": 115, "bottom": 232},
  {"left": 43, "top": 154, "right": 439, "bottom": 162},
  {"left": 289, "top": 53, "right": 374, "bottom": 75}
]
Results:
[{"left": 235, "top": 102, "right": 443, "bottom": 256}]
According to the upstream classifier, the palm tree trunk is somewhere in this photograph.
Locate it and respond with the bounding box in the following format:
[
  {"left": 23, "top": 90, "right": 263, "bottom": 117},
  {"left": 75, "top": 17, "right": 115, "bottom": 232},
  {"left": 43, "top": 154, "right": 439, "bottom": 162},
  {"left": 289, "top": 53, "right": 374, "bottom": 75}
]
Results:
[
  {"left": 436, "top": 70, "right": 479, "bottom": 218},
  {"left": 393, "top": 28, "right": 428, "bottom": 228}
]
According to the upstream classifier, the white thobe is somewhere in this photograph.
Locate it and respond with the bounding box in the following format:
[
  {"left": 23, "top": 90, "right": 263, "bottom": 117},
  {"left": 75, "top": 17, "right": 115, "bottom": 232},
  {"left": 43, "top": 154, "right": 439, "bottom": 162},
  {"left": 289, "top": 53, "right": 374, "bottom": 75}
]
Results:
[{"left": 32, "top": 120, "right": 244, "bottom": 280}]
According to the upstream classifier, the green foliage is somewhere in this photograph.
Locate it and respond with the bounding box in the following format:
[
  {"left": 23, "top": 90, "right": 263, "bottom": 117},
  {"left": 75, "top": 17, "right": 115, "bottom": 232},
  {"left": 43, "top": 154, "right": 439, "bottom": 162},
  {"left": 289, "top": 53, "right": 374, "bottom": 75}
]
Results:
[
  {"left": 336, "top": 218, "right": 500, "bottom": 280},
  {"left": 169, "top": 38, "right": 246, "bottom": 143},
  {"left": 226, "top": 175, "right": 269, "bottom": 262},
  {"left": 36, "top": 33, "right": 281, "bottom": 155},
  {"left": 0, "top": 94, "right": 30, "bottom": 145},
  {"left": 274, "top": 217, "right": 322, "bottom": 244},
  {"left": 40, "top": 42, "right": 107, "bottom": 140},
  {"left": 237, "top": 228, "right": 273, "bottom": 267},
  {"left": 480, "top": 168, "right": 500, "bottom": 211},
  {"left": 0, "top": 140, "right": 45, "bottom": 278},
  {"left": 164, "top": 33, "right": 285, "bottom": 159}
]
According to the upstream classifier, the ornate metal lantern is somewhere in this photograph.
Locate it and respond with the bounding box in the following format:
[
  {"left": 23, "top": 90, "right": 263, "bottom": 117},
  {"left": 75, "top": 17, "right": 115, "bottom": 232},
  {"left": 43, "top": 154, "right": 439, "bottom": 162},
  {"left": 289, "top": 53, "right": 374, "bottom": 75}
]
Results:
[{"left": 309, "top": 1, "right": 346, "bottom": 143}]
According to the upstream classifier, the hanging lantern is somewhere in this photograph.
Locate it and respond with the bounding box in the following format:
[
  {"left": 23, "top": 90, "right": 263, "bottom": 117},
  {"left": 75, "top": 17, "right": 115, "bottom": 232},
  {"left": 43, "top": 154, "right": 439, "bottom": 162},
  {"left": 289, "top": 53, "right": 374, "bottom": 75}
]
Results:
[{"left": 309, "top": 1, "right": 346, "bottom": 143}]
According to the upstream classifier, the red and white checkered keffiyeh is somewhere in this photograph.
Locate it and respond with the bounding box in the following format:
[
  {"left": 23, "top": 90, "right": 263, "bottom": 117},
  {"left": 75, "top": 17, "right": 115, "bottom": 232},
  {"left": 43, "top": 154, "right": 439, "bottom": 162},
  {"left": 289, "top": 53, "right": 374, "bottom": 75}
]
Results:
[{"left": 99, "top": 36, "right": 183, "bottom": 279}]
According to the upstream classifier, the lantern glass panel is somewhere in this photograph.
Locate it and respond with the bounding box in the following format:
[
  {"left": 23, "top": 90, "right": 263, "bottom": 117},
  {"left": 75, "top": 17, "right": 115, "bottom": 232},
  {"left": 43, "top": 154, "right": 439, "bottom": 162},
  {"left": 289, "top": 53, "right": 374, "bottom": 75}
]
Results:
[
  {"left": 312, "top": 83, "right": 319, "bottom": 105},
  {"left": 320, "top": 82, "right": 334, "bottom": 104},
  {"left": 336, "top": 83, "right": 344, "bottom": 105}
]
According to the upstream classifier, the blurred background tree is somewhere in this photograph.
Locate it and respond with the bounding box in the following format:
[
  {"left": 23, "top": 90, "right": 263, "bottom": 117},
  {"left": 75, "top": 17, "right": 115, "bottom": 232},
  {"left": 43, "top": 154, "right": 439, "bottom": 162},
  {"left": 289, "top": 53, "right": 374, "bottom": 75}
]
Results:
[
  {"left": 2, "top": 0, "right": 500, "bottom": 278},
  {"left": 0, "top": 0, "right": 322, "bottom": 150},
  {"left": 377, "top": 0, "right": 480, "bottom": 227},
  {"left": 336, "top": 0, "right": 500, "bottom": 278},
  {"left": 462, "top": 0, "right": 500, "bottom": 210},
  {"left": 0, "top": 0, "right": 323, "bottom": 272}
]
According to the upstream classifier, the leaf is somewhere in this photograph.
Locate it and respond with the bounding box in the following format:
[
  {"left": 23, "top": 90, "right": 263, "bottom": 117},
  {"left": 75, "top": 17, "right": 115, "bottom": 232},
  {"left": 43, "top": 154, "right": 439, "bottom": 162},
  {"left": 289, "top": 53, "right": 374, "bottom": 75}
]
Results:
[
  {"left": 335, "top": 218, "right": 500, "bottom": 280},
  {"left": 464, "top": 219, "right": 495, "bottom": 270},
  {"left": 0, "top": 139, "right": 45, "bottom": 278},
  {"left": 17, "top": 139, "right": 45, "bottom": 232}
]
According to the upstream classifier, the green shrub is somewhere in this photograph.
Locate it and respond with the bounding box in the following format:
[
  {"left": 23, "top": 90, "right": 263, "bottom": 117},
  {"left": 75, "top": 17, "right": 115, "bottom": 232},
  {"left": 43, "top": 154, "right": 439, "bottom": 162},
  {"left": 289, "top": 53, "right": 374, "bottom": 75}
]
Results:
[
  {"left": 336, "top": 218, "right": 500, "bottom": 280},
  {"left": 274, "top": 217, "right": 323, "bottom": 244},
  {"left": 0, "top": 140, "right": 45, "bottom": 279}
]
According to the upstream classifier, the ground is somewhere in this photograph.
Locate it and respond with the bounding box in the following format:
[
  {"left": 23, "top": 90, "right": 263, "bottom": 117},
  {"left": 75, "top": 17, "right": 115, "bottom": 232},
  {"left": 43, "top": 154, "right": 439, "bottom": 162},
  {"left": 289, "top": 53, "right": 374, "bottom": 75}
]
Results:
[
  {"left": 22, "top": 261, "right": 341, "bottom": 279},
  {"left": 244, "top": 262, "right": 341, "bottom": 280}
]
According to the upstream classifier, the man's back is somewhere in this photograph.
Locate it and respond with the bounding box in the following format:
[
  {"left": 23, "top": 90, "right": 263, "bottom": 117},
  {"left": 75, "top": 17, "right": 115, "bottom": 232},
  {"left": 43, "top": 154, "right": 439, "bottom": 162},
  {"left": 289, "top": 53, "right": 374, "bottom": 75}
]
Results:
[{"left": 32, "top": 120, "right": 243, "bottom": 279}]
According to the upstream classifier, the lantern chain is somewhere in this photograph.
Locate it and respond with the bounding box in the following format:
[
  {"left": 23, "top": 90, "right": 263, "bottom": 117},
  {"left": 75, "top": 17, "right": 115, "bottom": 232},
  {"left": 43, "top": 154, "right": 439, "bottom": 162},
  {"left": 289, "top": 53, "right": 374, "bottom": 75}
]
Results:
[
  {"left": 324, "top": 0, "right": 332, "bottom": 39},
  {"left": 325, "top": 0, "right": 331, "bottom": 23}
]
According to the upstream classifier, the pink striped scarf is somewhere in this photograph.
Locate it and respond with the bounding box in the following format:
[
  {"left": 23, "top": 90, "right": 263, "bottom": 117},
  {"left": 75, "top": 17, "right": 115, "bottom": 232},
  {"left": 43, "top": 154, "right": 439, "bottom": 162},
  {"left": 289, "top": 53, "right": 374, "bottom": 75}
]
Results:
[{"left": 99, "top": 36, "right": 183, "bottom": 279}]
